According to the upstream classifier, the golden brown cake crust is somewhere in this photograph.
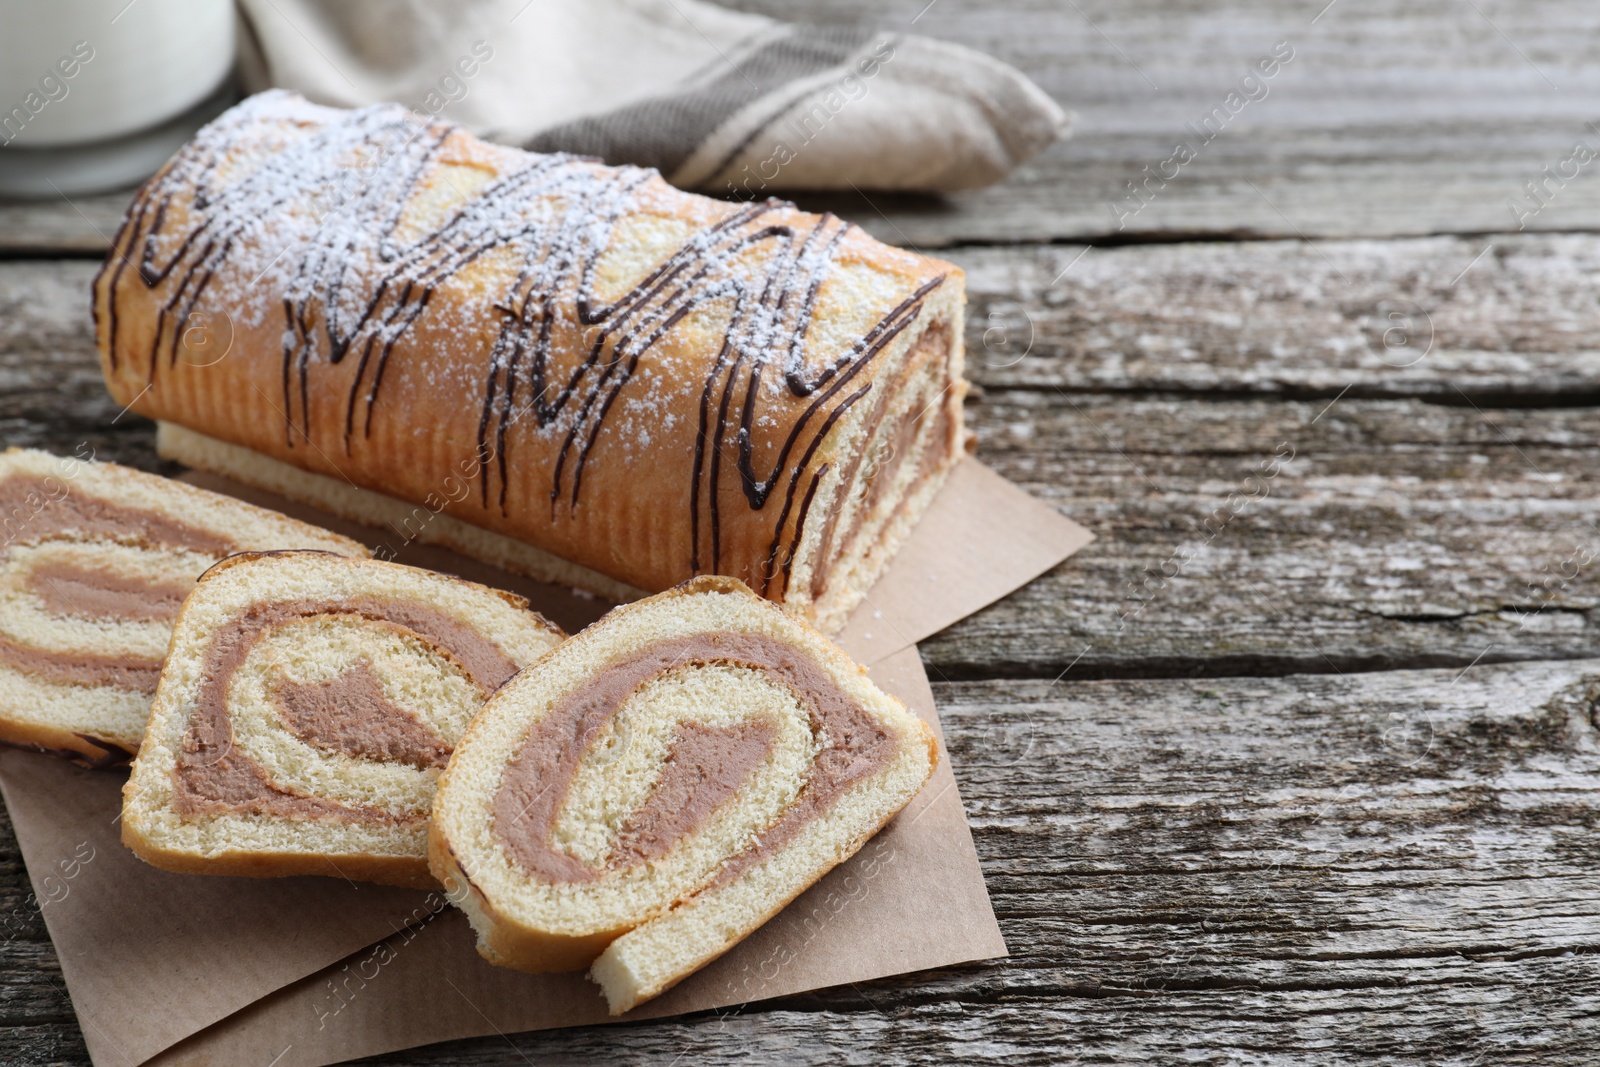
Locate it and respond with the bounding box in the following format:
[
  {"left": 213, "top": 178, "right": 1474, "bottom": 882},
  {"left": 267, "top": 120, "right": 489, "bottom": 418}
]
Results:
[
  {"left": 94, "top": 92, "right": 966, "bottom": 628},
  {"left": 0, "top": 720, "right": 137, "bottom": 770},
  {"left": 120, "top": 550, "right": 566, "bottom": 887},
  {"left": 427, "top": 575, "right": 939, "bottom": 1009}
]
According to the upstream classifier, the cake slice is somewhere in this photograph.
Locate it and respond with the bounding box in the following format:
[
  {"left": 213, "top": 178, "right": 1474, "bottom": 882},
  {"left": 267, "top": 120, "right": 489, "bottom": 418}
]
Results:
[
  {"left": 429, "top": 575, "right": 937, "bottom": 1013},
  {"left": 122, "top": 551, "right": 565, "bottom": 888},
  {"left": 0, "top": 447, "right": 366, "bottom": 766}
]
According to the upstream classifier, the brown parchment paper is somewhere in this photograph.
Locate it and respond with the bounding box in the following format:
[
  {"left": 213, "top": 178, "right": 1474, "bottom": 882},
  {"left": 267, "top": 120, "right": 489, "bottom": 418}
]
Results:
[
  {"left": 0, "top": 459, "right": 1092, "bottom": 1066},
  {"left": 142, "top": 645, "right": 980, "bottom": 1067}
]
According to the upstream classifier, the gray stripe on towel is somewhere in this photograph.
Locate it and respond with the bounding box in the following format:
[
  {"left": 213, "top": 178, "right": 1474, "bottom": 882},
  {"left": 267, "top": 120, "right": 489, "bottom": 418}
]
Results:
[{"left": 523, "top": 25, "right": 874, "bottom": 177}]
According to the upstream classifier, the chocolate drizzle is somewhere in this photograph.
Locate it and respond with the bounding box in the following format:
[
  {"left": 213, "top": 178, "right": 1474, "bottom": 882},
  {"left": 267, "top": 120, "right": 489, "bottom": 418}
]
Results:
[{"left": 99, "top": 92, "right": 947, "bottom": 598}]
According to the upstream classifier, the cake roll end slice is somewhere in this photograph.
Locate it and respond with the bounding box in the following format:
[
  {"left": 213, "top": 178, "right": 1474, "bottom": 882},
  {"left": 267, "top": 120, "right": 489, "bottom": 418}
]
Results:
[
  {"left": 0, "top": 448, "right": 367, "bottom": 766},
  {"left": 430, "top": 575, "right": 938, "bottom": 1013},
  {"left": 122, "top": 551, "right": 564, "bottom": 888}
]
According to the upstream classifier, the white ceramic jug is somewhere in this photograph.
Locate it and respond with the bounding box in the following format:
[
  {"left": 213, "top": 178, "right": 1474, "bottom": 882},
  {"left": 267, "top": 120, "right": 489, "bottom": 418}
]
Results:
[{"left": 0, "top": 0, "right": 236, "bottom": 196}]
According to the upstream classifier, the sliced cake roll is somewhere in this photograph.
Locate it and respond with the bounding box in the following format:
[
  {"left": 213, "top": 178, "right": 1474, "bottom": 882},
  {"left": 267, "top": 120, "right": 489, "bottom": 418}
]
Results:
[
  {"left": 122, "top": 551, "right": 565, "bottom": 888},
  {"left": 0, "top": 447, "right": 366, "bottom": 766},
  {"left": 99, "top": 92, "right": 968, "bottom": 636},
  {"left": 430, "top": 576, "right": 938, "bottom": 1013}
]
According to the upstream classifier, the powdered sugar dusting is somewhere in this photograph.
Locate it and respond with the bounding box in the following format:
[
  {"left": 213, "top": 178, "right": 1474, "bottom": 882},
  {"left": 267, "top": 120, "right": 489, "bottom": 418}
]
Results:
[{"left": 104, "top": 91, "right": 947, "bottom": 597}]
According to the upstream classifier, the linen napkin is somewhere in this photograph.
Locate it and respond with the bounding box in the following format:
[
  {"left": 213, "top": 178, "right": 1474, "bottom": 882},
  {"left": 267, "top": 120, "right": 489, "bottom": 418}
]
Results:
[{"left": 235, "top": 0, "right": 1068, "bottom": 193}]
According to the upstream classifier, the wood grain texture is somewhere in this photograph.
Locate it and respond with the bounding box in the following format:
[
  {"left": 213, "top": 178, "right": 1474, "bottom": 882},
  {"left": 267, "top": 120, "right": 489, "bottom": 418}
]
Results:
[
  {"left": 938, "top": 231, "right": 1600, "bottom": 679},
  {"left": 5, "top": 0, "right": 1600, "bottom": 1053},
  {"left": 7, "top": 0, "right": 1600, "bottom": 251},
  {"left": 7, "top": 658, "right": 1598, "bottom": 1064},
  {"left": 7, "top": 240, "right": 1596, "bottom": 682},
  {"left": 2, "top": 241, "right": 1594, "bottom": 1064},
  {"left": 958, "top": 234, "right": 1600, "bottom": 401},
  {"left": 741, "top": 0, "right": 1600, "bottom": 245},
  {"left": 941, "top": 388, "right": 1600, "bottom": 680}
]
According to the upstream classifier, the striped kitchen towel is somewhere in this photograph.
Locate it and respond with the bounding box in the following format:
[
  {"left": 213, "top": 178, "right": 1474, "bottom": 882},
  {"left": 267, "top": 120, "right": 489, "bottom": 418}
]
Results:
[{"left": 237, "top": 0, "right": 1069, "bottom": 193}]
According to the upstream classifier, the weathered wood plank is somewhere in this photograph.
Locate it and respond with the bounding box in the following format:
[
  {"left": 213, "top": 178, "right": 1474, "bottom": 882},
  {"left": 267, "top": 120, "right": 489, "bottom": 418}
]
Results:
[
  {"left": 7, "top": 244, "right": 1599, "bottom": 679},
  {"left": 928, "top": 231, "right": 1600, "bottom": 677},
  {"left": 782, "top": 0, "right": 1600, "bottom": 245},
  {"left": 2, "top": 0, "right": 1595, "bottom": 1059},
  {"left": 7, "top": 658, "right": 1598, "bottom": 1064},
  {"left": 0, "top": 261, "right": 187, "bottom": 472},
  {"left": 957, "top": 234, "right": 1600, "bottom": 401},
  {"left": 21, "top": 231, "right": 1600, "bottom": 412},
  {"left": 929, "top": 386, "right": 1600, "bottom": 678},
  {"left": 0, "top": 197, "right": 125, "bottom": 257},
  {"left": 9, "top": 1, "right": 1600, "bottom": 252}
]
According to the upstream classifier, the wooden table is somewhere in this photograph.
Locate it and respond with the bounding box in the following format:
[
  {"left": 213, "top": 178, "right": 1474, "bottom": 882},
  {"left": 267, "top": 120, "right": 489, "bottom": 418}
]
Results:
[{"left": 4, "top": 1, "right": 1598, "bottom": 1062}]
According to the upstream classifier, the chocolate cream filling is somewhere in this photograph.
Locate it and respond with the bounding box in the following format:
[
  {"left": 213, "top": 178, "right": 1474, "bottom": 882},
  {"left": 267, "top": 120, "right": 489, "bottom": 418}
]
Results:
[
  {"left": 823, "top": 381, "right": 954, "bottom": 597},
  {"left": 0, "top": 474, "right": 236, "bottom": 691},
  {"left": 272, "top": 659, "right": 452, "bottom": 771},
  {"left": 0, "top": 634, "right": 164, "bottom": 694},
  {"left": 174, "top": 596, "right": 519, "bottom": 823},
  {"left": 490, "top": 631, "right": 895, "bottom": 889},
  {"left": 610, "top": 717, "right": 780, "bottom": 868},
  {"left": 808, "top": 325, "right": 956, "bottom": 600},
  {"left": 0, "top": 475, "right": 234, "bottom": 556},
  {"left": 26, "top": 563, "right": 193, "bottom": 623}
]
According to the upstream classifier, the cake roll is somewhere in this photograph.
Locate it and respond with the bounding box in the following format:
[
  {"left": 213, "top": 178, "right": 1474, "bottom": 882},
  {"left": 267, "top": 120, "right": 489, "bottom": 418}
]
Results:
[
  {"left": 0, "top": 448, "right": 365, "bottom": 766},
  {"left": 94, "top": 90, "right": 968, "bottom": 634},
  {"left": 121, "top": 551, "right": 564, "bottom": 888},
  {"left": 430, "top": 576, "right": 937, "bottom": 1013}
]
